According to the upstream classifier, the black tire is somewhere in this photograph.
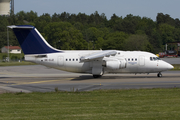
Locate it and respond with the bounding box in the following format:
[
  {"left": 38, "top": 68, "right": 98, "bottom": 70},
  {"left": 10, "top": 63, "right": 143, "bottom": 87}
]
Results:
[
  {"left": 157, "top": 73, "right": 162, "bottom": 77},
  {"left": 93, "top": 75, "right": 102, "bottom": 78}
]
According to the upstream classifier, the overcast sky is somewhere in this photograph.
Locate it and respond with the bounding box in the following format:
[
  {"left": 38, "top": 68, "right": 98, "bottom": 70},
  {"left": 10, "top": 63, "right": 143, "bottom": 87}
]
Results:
[{"left": 14, "top": 0, "right": 180, "bottom": 21}]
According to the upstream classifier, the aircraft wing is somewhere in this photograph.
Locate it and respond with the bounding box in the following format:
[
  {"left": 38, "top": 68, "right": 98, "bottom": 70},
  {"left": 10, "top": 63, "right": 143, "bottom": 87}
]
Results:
[{"left": 81, "top": 50, "right": 117, "bottom": 61}]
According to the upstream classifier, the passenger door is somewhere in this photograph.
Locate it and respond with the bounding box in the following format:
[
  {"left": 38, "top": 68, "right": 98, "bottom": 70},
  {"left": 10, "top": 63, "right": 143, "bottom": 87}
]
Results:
[
  {"left": 139, "top": 56, "right": 145, "bottom": 66},
  {"left": 58, "top": 56, "right": 64, "bottom": 66}
]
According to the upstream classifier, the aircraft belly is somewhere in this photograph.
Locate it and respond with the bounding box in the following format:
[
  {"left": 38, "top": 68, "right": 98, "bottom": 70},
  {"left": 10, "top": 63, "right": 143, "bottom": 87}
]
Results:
[
  {"left": 81, "top": 62, "right": 91, "bottom": 72},
  {"left": 65, "top": 62, "right": 91, "bottom": 73}
]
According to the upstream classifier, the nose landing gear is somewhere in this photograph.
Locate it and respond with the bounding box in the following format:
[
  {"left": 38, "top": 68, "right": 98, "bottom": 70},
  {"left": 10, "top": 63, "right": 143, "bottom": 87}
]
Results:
[{"left": 157, "top": 72, "right": 162, "bottom": 77}]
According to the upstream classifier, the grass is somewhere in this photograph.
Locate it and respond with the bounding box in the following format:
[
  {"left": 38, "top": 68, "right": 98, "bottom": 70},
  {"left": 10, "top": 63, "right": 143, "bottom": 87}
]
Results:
[
  {"left": 0, "top": 53, "right": 24, "bottom": 60},
  {"left": 172, "top": 64, "right": 180, "bottom": 70},
  {"left": 0, "top": 88, "right": 180, "bottom": 120},
  {"left": 0, "top": 61, "right": 36, "bottom": 66}
]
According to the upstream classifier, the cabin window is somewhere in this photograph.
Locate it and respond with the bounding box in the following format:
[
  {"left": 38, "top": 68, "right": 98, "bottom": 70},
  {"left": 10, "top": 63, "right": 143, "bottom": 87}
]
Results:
[
  {"left": 69, "top": 59, "right": 71, "bottom": 61},
  {"left": 73, "top": 59, "right": 74, "bottom": 61},
  {"left": 135, "top": 58, "right": 137, "bottom": 61},
  {"left": 66, "top": 59, "right": 68, "bottom": 61},
  {"left": 128, "top": 58, "right": 130, "bottom": 61},
  {"left": 132, "top": 58, "right": 134, "bottom": 61}
]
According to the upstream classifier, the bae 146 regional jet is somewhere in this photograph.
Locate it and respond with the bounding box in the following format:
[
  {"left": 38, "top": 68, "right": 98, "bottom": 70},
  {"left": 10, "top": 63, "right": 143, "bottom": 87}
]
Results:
[{"left": 8, "top": 25, "right": 174, "bottom": 78}]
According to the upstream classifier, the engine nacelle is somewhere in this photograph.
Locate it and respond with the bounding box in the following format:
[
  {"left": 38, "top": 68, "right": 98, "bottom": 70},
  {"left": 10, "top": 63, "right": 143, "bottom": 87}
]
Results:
[
  {"left": 103, "top": 59, "right": 126, "bottom": 70},
  {"left": 106, "top": 60, "right": 120, "bottom": 69}
]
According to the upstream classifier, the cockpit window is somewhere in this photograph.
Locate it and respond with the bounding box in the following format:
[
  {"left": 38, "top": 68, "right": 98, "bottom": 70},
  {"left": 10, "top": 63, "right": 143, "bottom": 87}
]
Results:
[
  {"left": 153, "top": 57, "right": 157, "bottom": 60},
  {"left": 150, "top": 57, "right": 153, "bottom": 61},
  {"left": 150, "top": 57, "right": 161, "bottom": 61},
  {"left": 156, "top": 57, "right": 161, "bottom": 60}
]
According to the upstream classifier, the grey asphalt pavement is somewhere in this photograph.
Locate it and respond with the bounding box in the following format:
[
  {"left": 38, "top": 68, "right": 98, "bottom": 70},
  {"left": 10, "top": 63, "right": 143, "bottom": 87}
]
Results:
[
  {"left": 0, "top": 57, "right": 179, "bottom": 93},
  {"left": 161, "top": 57, "right": 180, "bottom": 64}
]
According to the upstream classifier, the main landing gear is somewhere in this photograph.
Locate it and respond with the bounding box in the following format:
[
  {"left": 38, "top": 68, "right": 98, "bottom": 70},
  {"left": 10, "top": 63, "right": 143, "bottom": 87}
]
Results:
[
  {"left": 157, "top": 72, "right": 162, "bottom": 77},
  {"left": 93, "top": 75, "right": 102, "bottom": 78}
]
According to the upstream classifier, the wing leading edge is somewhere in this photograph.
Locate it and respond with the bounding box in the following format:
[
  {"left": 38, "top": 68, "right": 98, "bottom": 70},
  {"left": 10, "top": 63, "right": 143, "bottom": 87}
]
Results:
[{"left": 81, "top": 50, "right": 117, "bottom": 61}]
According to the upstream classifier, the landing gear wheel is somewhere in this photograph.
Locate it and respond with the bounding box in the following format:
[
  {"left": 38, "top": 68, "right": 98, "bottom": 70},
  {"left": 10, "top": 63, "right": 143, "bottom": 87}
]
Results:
[
  {"left": 157, "top": 72, "right": 162, "bottom": 77},
  {"left": 93, "top": 75, "right": 102, "bottom": 78}
]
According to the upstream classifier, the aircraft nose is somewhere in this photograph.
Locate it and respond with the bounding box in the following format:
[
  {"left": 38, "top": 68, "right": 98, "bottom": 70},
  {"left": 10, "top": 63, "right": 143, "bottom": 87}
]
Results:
[
  {"left": 167, "top": 64, "right": 174, "bottom": 70},
  {"left": 164, "top": 62, "right": 174, "bottom": 70},
  {"left": 158, "top": 61, "right": 174, "bottom": 71}
]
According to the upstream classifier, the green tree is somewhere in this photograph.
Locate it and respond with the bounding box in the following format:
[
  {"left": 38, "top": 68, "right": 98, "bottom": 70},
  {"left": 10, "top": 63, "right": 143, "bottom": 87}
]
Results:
[
  {"left": 158, "top": 23, "right": 175, "bottom": 44},
  {"left": 174, "top": 28, "right": 180, "bottom": 41},
  {"left": 35, "top": 13, "right": 51, "bottom": 32},
  {"left": 156, "top": 13, "right": 175, "bottom": 26},
  {"left": 84, "top": 27, "right": 104, "bottom": 50},
  {"left": 52, "top": 13, "right": 60, "bottom": 22},
  {"left": 16, "top": 11, "right": 26, "bottom": 21},
  {"left": 175, "top": 18, "right": 180, "bottom": 28},
  {"left": 0, "top": 16, "right": 9, "bottom": 48},
  {"left": 149, "top": 28, "right": 162, "bottom": 52},
  {"left": 121, "top": 14, "right": 141, "bottom": 34},
  {"left": 1, "top": 10, "right": 180, "bottom": 53},
  {"left": 103, "top": 31, "right": 129, "bottom": 50},
  {"left": 76, "top": 13, "right": 88, "bottom": 25},
  {"left": 26, "top": 11, "right": 38, "bottom": 23},
  {"left": 43, "top": 22, "right": 87, "bottom": 50},
  {"left": 95, "top": 37, "right": 105, "bottom": 50},
  {"left": 136, "top": 17, "right": 155, "bottom": 35},
  {"left": 124, "top": 34, "right": 151, "bottom": 51}
]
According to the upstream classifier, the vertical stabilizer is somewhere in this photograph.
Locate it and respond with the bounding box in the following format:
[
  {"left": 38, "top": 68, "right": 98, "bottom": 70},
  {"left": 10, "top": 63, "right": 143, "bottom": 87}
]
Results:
[{"left": 8, "top": 25, "right": 62, "bottom": 55}]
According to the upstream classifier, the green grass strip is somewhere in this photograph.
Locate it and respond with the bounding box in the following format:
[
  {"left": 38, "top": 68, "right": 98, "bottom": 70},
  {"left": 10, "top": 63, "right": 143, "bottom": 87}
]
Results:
[
  {"left": 0, "top": 88, "right": 180, "bottom": 120},
  {"left": 172, "top": 64, "right": 180, "bottom": 70},
  {"left": 0, "top": 61, "right": 36, "bottom": 66}
]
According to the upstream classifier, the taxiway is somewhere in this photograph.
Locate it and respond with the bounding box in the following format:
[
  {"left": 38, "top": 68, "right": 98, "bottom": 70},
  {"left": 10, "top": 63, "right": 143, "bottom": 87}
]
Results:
[{"left": 0, "top": 65, "right": 180, "bottom": 93}]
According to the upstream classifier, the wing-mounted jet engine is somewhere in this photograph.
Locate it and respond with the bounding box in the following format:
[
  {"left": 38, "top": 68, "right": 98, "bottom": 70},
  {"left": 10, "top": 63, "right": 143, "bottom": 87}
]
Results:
[{"left": 102, "top": 58, "right": 126, "bottom": 70}]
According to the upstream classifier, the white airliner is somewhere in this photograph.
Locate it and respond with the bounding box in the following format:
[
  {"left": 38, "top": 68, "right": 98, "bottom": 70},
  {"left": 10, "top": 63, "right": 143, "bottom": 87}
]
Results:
[{"left": 8, "top": 25, "right": 174, "bottom": 78}]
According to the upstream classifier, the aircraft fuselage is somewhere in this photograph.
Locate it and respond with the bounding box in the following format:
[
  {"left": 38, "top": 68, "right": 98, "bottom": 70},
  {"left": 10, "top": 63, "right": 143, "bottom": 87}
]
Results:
[{"left": 25, "top": 50, "right": 173, "bottom": 75}]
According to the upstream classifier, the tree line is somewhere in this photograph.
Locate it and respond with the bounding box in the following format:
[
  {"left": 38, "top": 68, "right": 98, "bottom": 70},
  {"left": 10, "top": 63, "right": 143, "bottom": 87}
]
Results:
[{"left": 1, "top": 11, "right": 180, "bottom": 53}]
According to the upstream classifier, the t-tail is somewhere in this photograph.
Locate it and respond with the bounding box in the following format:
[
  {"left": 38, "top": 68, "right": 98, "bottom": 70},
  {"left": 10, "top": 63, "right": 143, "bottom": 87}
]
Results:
[{"left": 8, "top": 25, "right": 62, "bottom": 55}]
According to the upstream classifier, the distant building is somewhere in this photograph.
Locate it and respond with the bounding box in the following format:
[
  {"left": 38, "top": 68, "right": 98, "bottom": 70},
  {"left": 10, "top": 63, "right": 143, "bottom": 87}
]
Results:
[
  {"left": 1, "top": 46, "right": 21, "bottom": 54},
  {"left": 0, "top": 0, "right": 11, "bottom": 16}
]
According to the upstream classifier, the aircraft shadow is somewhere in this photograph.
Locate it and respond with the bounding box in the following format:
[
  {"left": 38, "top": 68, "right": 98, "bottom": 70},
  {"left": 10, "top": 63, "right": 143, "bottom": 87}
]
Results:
[
  {"left": 0, "top": 77, "right": 10, "bottom": 79},
  {"left": 71, "top": 75, "right": 180, "bottom": 81},
  {"left": 71, "top": 75, "right": 94, "bottom": 81}
]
